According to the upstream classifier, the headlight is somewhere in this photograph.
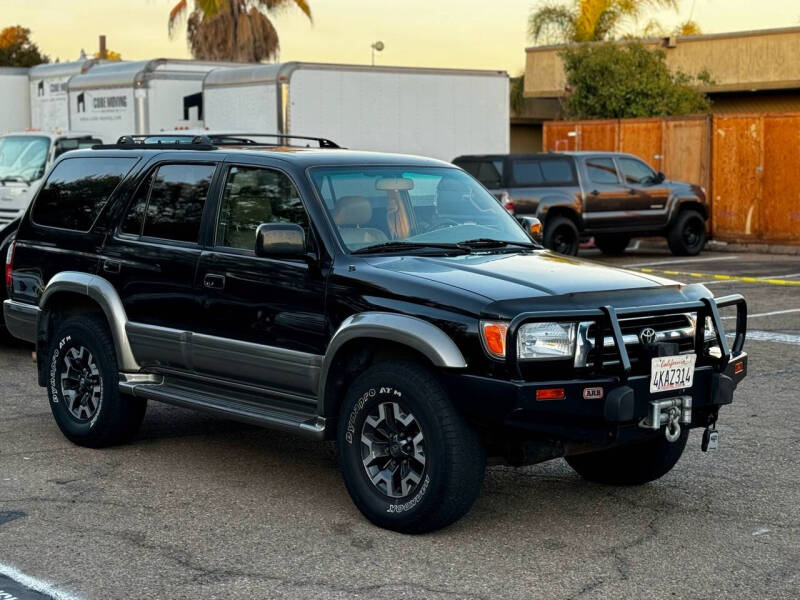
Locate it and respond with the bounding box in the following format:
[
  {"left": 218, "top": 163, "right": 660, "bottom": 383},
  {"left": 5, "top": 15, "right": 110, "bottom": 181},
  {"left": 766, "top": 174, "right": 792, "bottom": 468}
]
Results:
[
  {"left": 481, "top": 320, "right": 577, "bottom": 360},
  {"left": 518, "top": 322, "right": 576, "bottom": 360}
]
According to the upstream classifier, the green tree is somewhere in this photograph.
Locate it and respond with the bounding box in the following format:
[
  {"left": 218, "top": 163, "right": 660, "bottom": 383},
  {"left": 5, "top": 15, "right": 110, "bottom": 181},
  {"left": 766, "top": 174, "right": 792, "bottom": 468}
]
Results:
[
  {"left": 0, "top": 26, "right": 49, "bottom": 67},
  {"left": 168, "top": 0, "right": 312, "bottom": 62},
  {"left": 529, "top": 0, "right": 678, "bottom": 44},
  {"left": 559, "top": 41, "right": 711, "bottom": 118}
]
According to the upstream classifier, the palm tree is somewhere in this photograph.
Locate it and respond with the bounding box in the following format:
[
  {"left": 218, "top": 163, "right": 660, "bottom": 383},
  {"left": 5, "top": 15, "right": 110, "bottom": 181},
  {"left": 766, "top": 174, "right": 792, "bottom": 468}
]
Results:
[
  {"left": 529, "top": 0, "right": 679, "bottom": 44},
  {"left": 168, "top": 0, "right": 312, "bottom": 62}
]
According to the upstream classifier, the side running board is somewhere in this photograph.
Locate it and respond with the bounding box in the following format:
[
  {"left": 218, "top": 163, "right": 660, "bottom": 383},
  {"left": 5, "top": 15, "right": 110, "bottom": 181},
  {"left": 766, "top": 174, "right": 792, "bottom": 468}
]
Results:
[{"left": 119, "top": 378, "right": 326, "bottom": 439}]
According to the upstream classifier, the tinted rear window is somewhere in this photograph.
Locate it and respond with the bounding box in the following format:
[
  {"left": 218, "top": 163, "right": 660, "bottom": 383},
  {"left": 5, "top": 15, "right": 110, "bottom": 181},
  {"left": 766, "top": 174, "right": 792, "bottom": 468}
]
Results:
[
  {"left": 511, "top": 158, "right": 574, "bottom": 186},
  {"left": 141, "top": 163, "right": 215, "bottom": 243},
  {"left": 32, "top": 157, "right": 136, "bottom": 231},
  {"left": 455, "top": 159, "right": 504, "bottom": 188}
]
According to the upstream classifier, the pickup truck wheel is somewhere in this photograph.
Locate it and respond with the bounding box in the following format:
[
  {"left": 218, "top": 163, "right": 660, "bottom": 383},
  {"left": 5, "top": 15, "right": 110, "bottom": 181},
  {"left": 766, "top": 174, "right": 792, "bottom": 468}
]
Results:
[
  {"left": 337, "top": 361, "right": 485, "bottom": 533},
  {"left": 667, "top": 210, "right": 707, "bottom": 256},
  {"left": 565, "top": 430, "right": 689, "bottom": 485},
  {"left": 594, "top": 234, "right": 631, "bottom": 255},
  {"left": 544, "top": 216, "right": 580, "bottom": 256},
  {"left": 46, "top": 315, "right": 146, "bottom": 448}
]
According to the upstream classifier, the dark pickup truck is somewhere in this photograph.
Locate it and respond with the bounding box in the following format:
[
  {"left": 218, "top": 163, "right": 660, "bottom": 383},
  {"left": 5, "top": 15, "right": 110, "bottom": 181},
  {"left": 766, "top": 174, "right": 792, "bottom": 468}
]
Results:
[{"left": 453, "top": 152, "right": 709, "bottom": 257}]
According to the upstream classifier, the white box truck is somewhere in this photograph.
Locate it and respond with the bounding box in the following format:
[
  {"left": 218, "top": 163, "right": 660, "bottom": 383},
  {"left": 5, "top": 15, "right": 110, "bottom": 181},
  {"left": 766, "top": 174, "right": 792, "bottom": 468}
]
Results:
[
  {"left": 0, "top": 68, "right": 31, "bottom": 133},
  {"left": 30, "top": 59, "right": 99, "bottom": 132},
  {"left": 202, "top": 62, "right": 509, "bottom": 161},
  {"left": 67, "top": 58, "right": 238, "bottom": 142}
]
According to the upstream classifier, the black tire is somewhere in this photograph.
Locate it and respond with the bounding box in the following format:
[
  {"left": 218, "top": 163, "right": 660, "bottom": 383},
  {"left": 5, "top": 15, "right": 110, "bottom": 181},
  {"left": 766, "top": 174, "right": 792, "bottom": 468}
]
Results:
[
  {"left": 337, "top": 361, "right": 485, "bottom": 534},
  {"left": 544, "top": 216, "right": 580, "bottom": 256},
  {"left": 594, "top": 234, "right": 631, "bottom": 255},
  {"left": 565, "top": 429, "right": 689, "bottom": 485},
  {"left": 667, "top": 209, "right": 707, "bottom": 256},
  {"left": 46, "top": 314, "right": 146, "bottom": 448}
]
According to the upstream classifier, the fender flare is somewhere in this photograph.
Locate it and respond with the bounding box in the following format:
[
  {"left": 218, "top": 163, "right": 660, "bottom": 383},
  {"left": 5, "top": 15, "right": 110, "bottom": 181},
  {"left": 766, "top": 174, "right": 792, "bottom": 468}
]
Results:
[
  {"left": 39, "top": 271, "right": 139, "bottom": 372},
  {"left": 317, "top": 312, "right": 467, "bottom": 414}
]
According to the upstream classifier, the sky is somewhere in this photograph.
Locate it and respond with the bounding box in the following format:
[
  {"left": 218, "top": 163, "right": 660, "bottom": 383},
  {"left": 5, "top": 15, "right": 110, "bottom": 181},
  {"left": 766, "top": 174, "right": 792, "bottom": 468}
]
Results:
[{"left": 2, "top": 0, "right": 798, "bottom": 75}]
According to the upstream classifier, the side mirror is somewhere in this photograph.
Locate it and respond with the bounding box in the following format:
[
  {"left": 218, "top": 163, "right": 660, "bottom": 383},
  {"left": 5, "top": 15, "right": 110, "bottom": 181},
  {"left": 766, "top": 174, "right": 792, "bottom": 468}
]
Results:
[
  {"left": 518, "top": 216, "right": 543, "bottom": 244},
  {"left": 255, "top": 223, "right": 306, "bottom": 257},
  {"left": 654, "top": 171, "right": 665, "bottom": 184}
]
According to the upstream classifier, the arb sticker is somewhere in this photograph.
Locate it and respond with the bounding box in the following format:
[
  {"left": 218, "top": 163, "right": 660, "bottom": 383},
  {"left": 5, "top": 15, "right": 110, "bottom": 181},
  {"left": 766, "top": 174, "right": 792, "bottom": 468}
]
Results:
[{"left": 582, "top": 387, "right": 603, "bottom": 400}]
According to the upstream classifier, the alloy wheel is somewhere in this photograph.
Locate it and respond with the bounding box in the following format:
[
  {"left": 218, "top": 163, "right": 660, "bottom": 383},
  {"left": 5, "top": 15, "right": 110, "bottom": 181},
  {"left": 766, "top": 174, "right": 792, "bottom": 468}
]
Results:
[
  {"left": 360, "top": 401, "right": 426, "bottom": 498},
  {"left": 60, "top": 345, "right": 103, "bottom": 421}
]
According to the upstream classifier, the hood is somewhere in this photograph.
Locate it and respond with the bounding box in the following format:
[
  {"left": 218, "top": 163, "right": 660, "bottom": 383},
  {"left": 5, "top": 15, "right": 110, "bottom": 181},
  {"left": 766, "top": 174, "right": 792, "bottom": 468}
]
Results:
[
  {"left": 0, "top": 182, "right": 35, "bottom": 214},
  {"left": 366, "top": 250, "right": 678, "bottom": 303}
]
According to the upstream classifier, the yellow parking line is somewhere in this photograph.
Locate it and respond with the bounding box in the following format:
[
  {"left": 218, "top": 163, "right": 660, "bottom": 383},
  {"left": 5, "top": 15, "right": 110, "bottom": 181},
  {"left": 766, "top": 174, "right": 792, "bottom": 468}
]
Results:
[{"left": 638, "top": 268, "right": 800, "bottom": 287}]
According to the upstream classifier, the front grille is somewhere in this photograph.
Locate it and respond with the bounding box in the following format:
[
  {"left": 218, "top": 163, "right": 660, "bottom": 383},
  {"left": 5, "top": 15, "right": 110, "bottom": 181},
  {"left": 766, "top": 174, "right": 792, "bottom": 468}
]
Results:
[{"left": 578, "top": 313, "right": 696, "bottom": 374}]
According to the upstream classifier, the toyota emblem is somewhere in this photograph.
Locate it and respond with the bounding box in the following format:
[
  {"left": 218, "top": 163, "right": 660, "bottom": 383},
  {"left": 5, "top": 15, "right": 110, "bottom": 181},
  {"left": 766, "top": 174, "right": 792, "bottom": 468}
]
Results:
[{"left": 639, "top": 327, "right": 657, "bottom": 345}]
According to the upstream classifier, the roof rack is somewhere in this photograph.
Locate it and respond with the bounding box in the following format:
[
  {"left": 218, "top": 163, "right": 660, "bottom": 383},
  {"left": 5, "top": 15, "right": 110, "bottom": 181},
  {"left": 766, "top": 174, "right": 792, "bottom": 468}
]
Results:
[
  {"left": 208, "top": 133, "right": 341, "bottom": 149},
  {"left": 91, "top": 133, "right": 340, "bottom": 151}
]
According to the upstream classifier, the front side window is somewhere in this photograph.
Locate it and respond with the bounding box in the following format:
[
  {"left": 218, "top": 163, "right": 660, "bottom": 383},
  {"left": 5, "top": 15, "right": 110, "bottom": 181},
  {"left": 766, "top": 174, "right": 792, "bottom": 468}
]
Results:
[
  {"left": 216, "top": 166, "right": 308, "bottom": 252},
  {"left": 617, "top": 157, "right": 656, "bottom": 185},
  {"left": 138, "top": 163, "right": 215, "bottom": 243},
  {"left": 32, "top": 156, "right": 136, "bottom": 231},
  {"left": 0, "top": 135, "right": 50, "bottom": 183},
  {"left": 310, "top": 167, "right": 530, "bottom": 251},
  {"left": 585, "top": 158, "right": 619, "bottom": 185}
]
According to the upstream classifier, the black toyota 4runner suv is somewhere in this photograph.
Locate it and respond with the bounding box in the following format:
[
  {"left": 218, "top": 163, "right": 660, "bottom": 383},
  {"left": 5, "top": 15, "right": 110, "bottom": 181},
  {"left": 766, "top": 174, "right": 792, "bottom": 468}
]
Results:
[
  {"left": 453, "top": 152, "right": 708, "bottom": 257},
  {"left": 4, "top": 135, "right": 747, "bottom": 533}
]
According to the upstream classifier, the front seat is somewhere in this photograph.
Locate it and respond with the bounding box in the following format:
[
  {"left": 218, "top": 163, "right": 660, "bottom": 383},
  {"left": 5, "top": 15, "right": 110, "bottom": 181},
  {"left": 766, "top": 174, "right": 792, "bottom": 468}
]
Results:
[{"left": 332, "top": 196, "right": 388, "bottom": 247}]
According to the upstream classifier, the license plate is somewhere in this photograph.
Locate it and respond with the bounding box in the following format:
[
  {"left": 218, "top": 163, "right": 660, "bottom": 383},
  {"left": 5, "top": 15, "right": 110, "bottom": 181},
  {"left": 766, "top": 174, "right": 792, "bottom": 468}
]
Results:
[{"left": 650, "top": 354, "right": 696, "bottom": 394}]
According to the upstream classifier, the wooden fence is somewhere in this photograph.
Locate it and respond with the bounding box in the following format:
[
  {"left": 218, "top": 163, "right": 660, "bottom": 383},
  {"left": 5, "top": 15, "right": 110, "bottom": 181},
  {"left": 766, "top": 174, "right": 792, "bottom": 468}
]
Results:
[{"left": 543, "top": 114, "right": 800, "bottom": 244}]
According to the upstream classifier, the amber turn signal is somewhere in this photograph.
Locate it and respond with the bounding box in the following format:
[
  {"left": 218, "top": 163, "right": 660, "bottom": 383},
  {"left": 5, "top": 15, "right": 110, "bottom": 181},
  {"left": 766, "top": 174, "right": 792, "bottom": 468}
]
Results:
[{"left": 481, "top": 322, "right": 508, "bottom": 358}]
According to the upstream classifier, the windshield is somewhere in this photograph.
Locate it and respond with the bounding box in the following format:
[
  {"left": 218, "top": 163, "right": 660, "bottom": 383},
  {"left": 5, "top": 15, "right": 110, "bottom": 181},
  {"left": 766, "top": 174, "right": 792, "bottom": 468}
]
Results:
[
  {"left": 0, "top": 136, "right": 50, "bottom": 183},
  {"left": 310, "top": 166, "right": 531, "bottom": 252}
]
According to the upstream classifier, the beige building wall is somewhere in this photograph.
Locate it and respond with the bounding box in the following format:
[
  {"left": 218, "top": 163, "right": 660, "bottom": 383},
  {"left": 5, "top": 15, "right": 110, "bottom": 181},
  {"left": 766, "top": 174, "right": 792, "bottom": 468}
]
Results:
[{"left": 525, "top": 26, "right": 800, "bottom": 99}]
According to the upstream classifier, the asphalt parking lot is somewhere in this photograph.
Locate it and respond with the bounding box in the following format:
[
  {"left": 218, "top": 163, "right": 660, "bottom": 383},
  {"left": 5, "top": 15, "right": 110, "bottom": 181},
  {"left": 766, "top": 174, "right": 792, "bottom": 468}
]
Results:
[{"left": 0, "top": 247, "right": 798, "bottom": 600}]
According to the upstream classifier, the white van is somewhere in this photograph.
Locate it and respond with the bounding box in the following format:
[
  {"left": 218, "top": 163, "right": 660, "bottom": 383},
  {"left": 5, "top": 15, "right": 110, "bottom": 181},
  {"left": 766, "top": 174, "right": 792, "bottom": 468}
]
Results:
[{"left": 0, "top": 131, "right": 103, "bottom": 227}]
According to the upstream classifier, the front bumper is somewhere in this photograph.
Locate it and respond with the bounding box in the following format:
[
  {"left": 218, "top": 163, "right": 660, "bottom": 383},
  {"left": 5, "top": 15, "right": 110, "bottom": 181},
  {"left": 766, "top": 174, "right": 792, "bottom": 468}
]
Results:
[
  {"left": 446, "top": 352, "right": 747, "bottom": 444},
  {"left": 447, "top": 293, "right": 748, "bottom": 446}
]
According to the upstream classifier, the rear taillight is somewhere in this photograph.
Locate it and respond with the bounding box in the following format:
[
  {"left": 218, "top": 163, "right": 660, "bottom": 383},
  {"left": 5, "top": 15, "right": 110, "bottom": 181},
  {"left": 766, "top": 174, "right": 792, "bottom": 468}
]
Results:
[
  {"left": 500, "top": 191, "right": 515, "bottom": 215},
  {"left": 5, "top": 241, "right": 15, "bottom": 288}
]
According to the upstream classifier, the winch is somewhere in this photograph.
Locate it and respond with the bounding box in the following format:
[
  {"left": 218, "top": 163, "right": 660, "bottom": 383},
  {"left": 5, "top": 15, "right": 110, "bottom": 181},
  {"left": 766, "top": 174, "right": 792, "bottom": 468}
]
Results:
[{"left": 639, "top": 396, "right": 692, "bottom": 442}]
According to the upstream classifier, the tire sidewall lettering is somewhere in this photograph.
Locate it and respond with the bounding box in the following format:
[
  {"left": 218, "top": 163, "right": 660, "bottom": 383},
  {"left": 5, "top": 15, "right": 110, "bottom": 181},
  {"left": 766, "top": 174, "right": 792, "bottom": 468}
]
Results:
[
  {"left": 48, "top": 334, "right": 71, "bottom": 405},
  {"left": 386, "top": 474, "right": 430, "bottom": 513}
]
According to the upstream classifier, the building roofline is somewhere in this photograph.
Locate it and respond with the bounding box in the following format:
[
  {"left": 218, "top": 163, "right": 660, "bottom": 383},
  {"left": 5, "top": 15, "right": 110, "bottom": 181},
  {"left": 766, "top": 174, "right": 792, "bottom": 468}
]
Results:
[{"left": 525, "top": 25, "right": 800, "bottom": 53}]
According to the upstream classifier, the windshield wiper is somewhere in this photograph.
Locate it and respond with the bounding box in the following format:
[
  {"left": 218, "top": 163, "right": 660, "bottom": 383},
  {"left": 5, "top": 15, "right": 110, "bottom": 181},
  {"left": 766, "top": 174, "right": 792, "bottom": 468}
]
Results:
[
  {"left": 0, "top": 176, "right": 28, "bottom": 186},
  {"left": 352, "top": 241, "right": 470, "bottom": 255},
  {"left": 456, "top": 238, "right": 538, "bottom": 250}
]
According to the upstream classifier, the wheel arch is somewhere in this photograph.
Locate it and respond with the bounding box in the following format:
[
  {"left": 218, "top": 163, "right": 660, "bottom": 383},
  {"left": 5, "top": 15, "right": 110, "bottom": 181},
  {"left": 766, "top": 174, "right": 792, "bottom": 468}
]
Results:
[
  {"left": 318, "top": 312, "right": 467, "bottom": 433},
  {"left": 38, "top": 272, "right": 138, "bottom": 380},
  {"left": 670, "top": 199, "right": 708, "bottom": 224}
]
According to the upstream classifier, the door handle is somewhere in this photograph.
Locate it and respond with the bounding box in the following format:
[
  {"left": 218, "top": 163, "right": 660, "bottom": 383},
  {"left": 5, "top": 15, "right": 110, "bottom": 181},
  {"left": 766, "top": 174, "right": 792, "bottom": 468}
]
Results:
[
  {"left": 102, "top": 259, "right": 121, "bottom": 274},
  {"left": 589, "top": 190, "right": 599, "bottom": 196},
  {"left": 203, "top": 274, "right": 225, "bottom": 290},
  {"left": 627, "top": 188, "right": 638, "bottom": 195}
]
